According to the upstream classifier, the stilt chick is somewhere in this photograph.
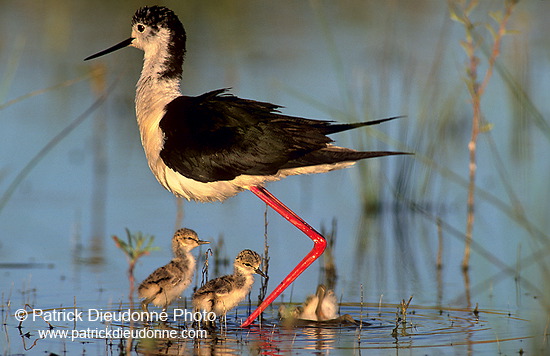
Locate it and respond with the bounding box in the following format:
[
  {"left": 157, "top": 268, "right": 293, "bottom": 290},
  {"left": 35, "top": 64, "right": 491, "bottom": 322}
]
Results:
[
  {"left": 139, "top": 228, "right": 209, "bottom": 312},
  {"left": 297, "top": 284, "right": 338, "bottom": 321},
  {"left": 279, "top": 284, "right": 358, "bottom": 325},
  {"left": 193, "top": 249, "right": 266, "bottom": 324}
]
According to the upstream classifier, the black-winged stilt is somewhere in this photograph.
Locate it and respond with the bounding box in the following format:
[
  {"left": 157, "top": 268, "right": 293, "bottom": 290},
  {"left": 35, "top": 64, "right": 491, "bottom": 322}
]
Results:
[
  {"left": 279, "top": 284, "right": 358, "bottom": 325},
  {"left": 138, "top": 228, "right": 209, "bottom": 313},
  {"left": 193, "top": 249, "right": 266, "bottom": 327},
  {"left": 85, "top": 5, "right": 407, "bottom": 327}
]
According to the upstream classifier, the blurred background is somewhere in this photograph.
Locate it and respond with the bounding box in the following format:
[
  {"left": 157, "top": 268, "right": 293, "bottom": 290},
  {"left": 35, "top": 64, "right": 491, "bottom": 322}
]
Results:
[{"left": 1, "top": 0, "right": 549, "bottom": 354}]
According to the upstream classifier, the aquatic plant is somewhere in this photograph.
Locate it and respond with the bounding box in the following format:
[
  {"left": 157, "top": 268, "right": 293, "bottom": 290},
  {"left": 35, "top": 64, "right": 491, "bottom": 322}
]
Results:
[
  {"left": 112, "top": 229, "right": 158, "bottom": 354},
  {"left": 449, "top": 0, "right": 520, "bottom": 269},
  {"left": 112, "top": 229, "right": 158, "bottom": 304}
]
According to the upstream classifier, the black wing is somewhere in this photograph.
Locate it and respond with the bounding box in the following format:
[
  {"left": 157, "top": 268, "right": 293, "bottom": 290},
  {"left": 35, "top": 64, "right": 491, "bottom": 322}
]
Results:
[{"left": 159, "top": 89, "right": 402, "bottom": 183}]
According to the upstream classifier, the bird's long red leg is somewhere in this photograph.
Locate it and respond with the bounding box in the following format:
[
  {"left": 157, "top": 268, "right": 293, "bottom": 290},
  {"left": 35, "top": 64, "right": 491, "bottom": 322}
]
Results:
[{"left": 240, "top": 185, "right": 327, "bottom": 327}]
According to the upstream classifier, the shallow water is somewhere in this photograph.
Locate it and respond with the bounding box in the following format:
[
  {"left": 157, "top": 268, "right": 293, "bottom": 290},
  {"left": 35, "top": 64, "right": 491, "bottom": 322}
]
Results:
[
  {"left": 2, "top": 0, "right": 550, "bottom": 354},
  {"left": 3, "top": 299, "right": 534, "bottom": 355},
  {"left": 0, "top": 259, "right": 540, "bottom": 355}
]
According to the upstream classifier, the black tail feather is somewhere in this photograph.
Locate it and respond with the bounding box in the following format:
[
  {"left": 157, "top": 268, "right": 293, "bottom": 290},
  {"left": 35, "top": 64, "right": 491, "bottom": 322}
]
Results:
[
  {"left": 281, "top": 147, "right": 411, "bottom": 170},
  {"left": 323, "top": 116, "right": 405, "bottom": 135}
]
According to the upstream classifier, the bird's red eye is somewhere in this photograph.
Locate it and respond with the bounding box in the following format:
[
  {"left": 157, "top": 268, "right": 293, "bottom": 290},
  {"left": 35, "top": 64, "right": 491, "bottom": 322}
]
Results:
[{"left": 137, "top": 24, "right": 145, "bottom": 32}]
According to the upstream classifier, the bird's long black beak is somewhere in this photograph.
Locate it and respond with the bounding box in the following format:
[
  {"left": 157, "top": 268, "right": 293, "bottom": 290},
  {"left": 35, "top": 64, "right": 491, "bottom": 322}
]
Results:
[{"left": 84, "top": 37, "right": 134, "bottom": 61}]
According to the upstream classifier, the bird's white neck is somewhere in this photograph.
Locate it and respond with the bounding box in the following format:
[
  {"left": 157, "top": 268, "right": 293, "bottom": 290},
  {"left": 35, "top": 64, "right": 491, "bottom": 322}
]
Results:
[
  {"left": 135, "top": 55, "right": 181, "bottom": 126},
  {"left": 135, "top": 24, "right": 183, "bottom": 132},
  {"left": 134, "top": 49, "right": 182, "bottom": 176}
]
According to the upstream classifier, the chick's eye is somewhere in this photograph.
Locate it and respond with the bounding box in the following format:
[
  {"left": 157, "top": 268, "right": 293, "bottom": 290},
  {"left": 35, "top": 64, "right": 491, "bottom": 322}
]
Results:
[{"left": 137, "top": 24, "right": 145, "bottom": 32}]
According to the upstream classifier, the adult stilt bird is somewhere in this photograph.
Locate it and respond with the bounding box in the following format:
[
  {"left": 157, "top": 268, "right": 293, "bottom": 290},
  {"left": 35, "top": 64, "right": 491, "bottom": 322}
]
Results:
[{"left": 85, "top": 5, "right": 407, "bottom": 327}]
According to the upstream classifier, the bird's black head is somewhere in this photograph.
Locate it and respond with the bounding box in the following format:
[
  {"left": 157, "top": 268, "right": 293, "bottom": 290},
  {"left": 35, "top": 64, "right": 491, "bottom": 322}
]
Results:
[
  {"left": 132, "top": 5, "right": 186, "bottom": 47},
  {"left": 86, "top": 6, "right": 187, "bottom": 79},
  {"left": 131, "top": 6, "right": 186, "bottom": 78}
]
